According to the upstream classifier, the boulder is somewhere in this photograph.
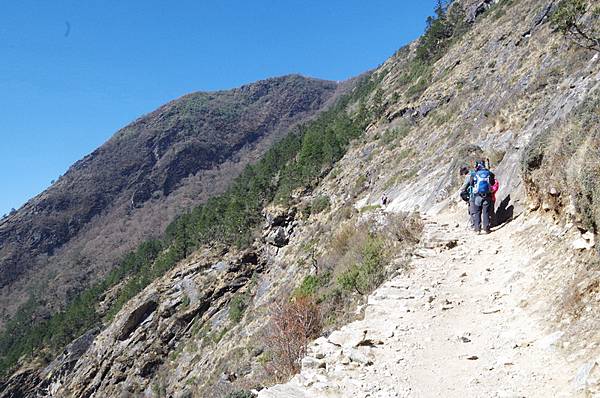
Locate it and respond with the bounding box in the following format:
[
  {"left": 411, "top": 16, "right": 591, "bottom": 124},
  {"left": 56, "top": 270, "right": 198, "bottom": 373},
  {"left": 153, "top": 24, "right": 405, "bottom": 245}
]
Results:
[
  {"left": 42, "top": 327, "right": 99, "bottom": 380},
  {"left": 573, "top": 361, "right": 597, "bottom": 391},
  {"left": 328, "top": 329, "right": 367, "bottom": 348},
  {"left": 535, "top": 331, "right": 564, "bottom": 350},
  {"left": 345, "top": 347, "right": 374, "bottom": 366},
  {"left": 117, "top": 297, "right": 159, "bottom": 341},
  {"left": 466, "top": 0, "right": 498, "bottom": 23},
  {"left": 263, "top": 205, "right": 294, "bottom": 227},
  {"left": 573, "top": 232, "right": 595, "bottom": 250},
  {"left": 240, "top": 251, "right": 259, "bottom": 265},
  {"left": 418, "top": 101, "right": 438, "bottom": 117},
  {"left": 266, "top": 226, "right": 289, "bottom": 247},
  {"left": 301, "top": 356, "right": 325, "bottom": 370}
]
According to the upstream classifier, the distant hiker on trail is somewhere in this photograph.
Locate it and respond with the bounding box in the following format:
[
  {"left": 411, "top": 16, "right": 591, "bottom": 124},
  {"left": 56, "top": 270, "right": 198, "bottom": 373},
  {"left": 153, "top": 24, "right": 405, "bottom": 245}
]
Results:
[
  {"left": 381, "top": 194, "right": 389, "bottom": 208},
  {"left": 460, "top": 160, "right": 496, "bottom": 234}
]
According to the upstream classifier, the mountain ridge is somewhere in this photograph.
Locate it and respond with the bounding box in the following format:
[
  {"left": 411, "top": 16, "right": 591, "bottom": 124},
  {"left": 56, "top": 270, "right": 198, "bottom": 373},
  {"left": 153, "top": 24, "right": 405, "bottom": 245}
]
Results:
[{"left": 0, "top": 74, "right": 339, "bottom": 326}]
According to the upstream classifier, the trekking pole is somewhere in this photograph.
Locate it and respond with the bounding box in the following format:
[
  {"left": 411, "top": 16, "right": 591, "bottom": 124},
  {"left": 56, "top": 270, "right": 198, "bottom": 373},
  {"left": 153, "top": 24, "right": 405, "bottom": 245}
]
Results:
[{"left": 486, "top": 157, "right": 491, "bottom": 170}]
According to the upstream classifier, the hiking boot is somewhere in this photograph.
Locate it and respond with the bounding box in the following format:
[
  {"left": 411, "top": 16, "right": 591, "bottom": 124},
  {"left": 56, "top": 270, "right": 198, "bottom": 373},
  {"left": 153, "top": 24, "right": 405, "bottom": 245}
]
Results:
[{"left": 484, "top": 229, "right": 491, "bottom": 234}]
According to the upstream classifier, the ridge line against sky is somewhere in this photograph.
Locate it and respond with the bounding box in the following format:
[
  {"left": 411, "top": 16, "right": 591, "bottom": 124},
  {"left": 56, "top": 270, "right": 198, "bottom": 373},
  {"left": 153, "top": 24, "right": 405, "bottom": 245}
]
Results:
[{"left": 0, "top": 1, "right": 436, "bottom": 216}]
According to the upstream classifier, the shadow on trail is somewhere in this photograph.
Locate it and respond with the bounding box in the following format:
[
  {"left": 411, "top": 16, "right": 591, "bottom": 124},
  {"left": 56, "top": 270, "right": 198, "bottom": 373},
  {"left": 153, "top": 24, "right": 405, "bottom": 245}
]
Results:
[{"left": 494, "top": 194, "right": 514, "bottom": 230}]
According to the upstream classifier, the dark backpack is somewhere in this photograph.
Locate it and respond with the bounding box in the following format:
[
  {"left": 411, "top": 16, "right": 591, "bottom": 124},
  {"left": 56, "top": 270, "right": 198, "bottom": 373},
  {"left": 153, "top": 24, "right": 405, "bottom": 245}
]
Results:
[{"left": 460, "top": 190, "right": 470, "bottom": 202}]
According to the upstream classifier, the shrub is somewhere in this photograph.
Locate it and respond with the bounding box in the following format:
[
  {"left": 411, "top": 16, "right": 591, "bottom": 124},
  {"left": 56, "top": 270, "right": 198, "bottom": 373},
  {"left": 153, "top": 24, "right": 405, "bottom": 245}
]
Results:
[
  {"left": 551, "top": 0, "right": 600, "bottom": 52},
  {"left": 294, "top": 275, "right": 319, "bottom": 298},
  {"left": 181, "top": 294, "right": 191, "bottom": 309},
  {"left": 381, "top": 122, "right": 411, "bottom": 147},
  {"left": 263, "top": 297, "right": 322, "bottom": 380},
  {"left": 521, "top": 90, "right": 600, "bottom": 231},
  {"left": 229, "top": 294, "right": 249, "bottom": 324},
  {"left": 294, "top": 273, "right": 331, "bottom": 299},
  {"left": 359, "top": 204, "right": 381, "bottom": 213},
  {"left": 405, "top": 66, "right": 433, "bottom": 100},
  {"left": 309, "top": 195, "right": 331, "bottom": 215},
  {"left": 385, "top": 212, "right": 424, "bottom": 245},
  {"left": 372, "top": 88, "right": 386, "bottom": 119},
  {"left": 330, "top": 223, "right": 357, "bottom": 257},
  {"left": 226, "top": 391, "right": 256, "bottom": 398},
  {"left": 209, "top": 327, "right": 229, "bottom": 344},
  {"left": 337, "top": 236, "right": 387, "bottom": 295},
  {"left": 353, "top": 175, "right": 367, "bottom": 194}
]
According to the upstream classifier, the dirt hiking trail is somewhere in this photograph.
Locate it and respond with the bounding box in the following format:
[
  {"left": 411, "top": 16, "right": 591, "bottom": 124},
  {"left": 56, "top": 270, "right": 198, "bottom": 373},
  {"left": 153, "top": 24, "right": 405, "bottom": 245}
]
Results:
[{"left": 259, "top": 208, "right": 586, "bottom": 398}]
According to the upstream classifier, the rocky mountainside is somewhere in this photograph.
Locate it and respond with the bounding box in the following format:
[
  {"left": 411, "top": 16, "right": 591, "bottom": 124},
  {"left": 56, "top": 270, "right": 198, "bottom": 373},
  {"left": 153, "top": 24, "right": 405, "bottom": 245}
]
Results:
[
  {"left": 0, "top": 75, "right": 338, "bottom": 324},
  {"left": 2, "top": 0, "right": 600, "bottom": 396}
]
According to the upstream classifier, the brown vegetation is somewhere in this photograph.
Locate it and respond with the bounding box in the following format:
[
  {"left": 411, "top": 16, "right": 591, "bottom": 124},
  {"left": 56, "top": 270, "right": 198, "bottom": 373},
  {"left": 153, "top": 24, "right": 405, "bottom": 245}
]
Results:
[{"left": 262, "top": 297, "right": 322, "bottom": 381}]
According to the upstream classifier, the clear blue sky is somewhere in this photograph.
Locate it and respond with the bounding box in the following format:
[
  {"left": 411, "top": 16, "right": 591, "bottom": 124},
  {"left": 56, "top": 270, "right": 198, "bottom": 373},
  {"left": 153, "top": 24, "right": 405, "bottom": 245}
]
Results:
[{"left": 0, "top": 1, "right": 435, "bottom": 216}]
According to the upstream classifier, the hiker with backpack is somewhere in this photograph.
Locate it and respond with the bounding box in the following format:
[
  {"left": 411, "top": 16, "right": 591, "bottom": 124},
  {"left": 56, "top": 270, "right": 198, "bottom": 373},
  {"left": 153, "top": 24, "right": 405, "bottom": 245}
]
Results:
[
  {"left": 459, "top": 160, "right": 496, "bottom": 234},
  {"left": 459, "top": 166, "right": 472, "bottom": 226}
]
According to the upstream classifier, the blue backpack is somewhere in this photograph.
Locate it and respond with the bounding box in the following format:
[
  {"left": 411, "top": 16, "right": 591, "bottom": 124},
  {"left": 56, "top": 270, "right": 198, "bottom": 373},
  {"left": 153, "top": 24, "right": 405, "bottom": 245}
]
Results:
[{"left": 472, "top": 169, "right": 491, "bottom": 195}]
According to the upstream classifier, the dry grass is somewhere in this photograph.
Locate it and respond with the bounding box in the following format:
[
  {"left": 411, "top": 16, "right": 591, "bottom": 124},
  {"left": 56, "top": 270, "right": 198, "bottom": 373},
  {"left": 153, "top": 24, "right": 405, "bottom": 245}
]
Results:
[
  {"left": 330, "top": 222, "right": 360, "bottom": 258},
  {"left": 384, "top": 212, "right": 423, "bottom": 246},
  {"left": 485, "top": 149, "right": 506, "bottom": 167},
  {"left": 522, "top": 91, "right": 600, "bottom": 228},
  {"left": 563, "top": 276, "right": 600, "bottom": 321}
]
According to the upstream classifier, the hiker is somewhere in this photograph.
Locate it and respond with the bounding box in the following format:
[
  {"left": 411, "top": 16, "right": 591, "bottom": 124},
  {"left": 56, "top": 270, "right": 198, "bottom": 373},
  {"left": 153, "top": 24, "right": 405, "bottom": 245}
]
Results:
[
  {"left": 381, "top": 194, "right": 389, "bottom": 207},
  {"left": 460, "top": 160, "right": 496, "bottom": 234},
  {"left": 459, "top": 166, "right": 472, "bottom": 225},
  {"left": 490, "top": 177, "right": 499, "bottom": 227}
]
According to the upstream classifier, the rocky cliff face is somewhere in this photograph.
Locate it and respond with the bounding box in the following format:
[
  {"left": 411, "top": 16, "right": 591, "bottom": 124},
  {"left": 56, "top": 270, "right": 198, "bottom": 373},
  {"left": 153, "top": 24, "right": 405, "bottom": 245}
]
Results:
[
  {"left": 2, "top": 0, "right": 600, "bottom": 396},
  {"left": 0, "top": 75, "right": 338, "bottom": 324}
]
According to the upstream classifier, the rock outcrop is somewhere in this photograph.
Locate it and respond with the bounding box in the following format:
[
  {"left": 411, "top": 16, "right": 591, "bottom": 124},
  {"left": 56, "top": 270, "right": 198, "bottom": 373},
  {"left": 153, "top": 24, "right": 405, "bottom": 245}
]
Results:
[
  {"left": 1, "top": 245, "right": 266, "bottom": 397},
  {"left": 263, "top": 206, "right": 298, "bottom": 248}
]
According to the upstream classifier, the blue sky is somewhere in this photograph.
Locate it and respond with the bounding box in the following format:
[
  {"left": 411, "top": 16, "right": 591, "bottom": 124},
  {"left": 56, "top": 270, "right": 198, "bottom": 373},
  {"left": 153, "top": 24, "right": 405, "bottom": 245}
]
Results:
[{"left": 0, "top": 1, "right": 435, "bottom": 216}]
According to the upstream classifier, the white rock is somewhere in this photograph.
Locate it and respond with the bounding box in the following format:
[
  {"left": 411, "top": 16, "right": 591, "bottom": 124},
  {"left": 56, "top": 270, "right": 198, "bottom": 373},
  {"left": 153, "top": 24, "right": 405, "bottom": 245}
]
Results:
[
  {"left": 535, "top": 331, "right": 564, "bottom": 350},
  {"left": 345, "top": 347, "right": 373, "bottom": 366},
  {"left": 301, "top": 357, "right": 324, "bottom": 370},
  {"left": 573, "top": 237, "right": 594, "bottom": 250},
  {"left": 582, "top": 231, "right": 595, "bottom": 244},
  {"left": 573, "top": 361, "right": 597, "bottom": 391},
  {"left": 328, "top": 329, "right": 367, "bottom": 348}
]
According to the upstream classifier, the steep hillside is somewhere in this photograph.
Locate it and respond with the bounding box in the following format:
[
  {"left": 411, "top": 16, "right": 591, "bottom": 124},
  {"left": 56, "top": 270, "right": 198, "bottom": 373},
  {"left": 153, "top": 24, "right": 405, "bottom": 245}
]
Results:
[
  {"left": 0, "top": 71, "right": 373, "bottom": 396},
  {"left": 259, "top": 0, "right": 600, "bottom": 394},
  {"left": 2, "top": 0, "right": 600, "bottom": 396},
  {"left": 0, "top": 75, "right": 338, "bottom": 324}
]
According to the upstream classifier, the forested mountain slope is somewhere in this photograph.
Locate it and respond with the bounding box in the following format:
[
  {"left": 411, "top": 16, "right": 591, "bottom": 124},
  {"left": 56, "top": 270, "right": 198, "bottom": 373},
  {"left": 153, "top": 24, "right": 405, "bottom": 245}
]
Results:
[{"left": 0, "top": 75, "right": 337, "bottom": 325}]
